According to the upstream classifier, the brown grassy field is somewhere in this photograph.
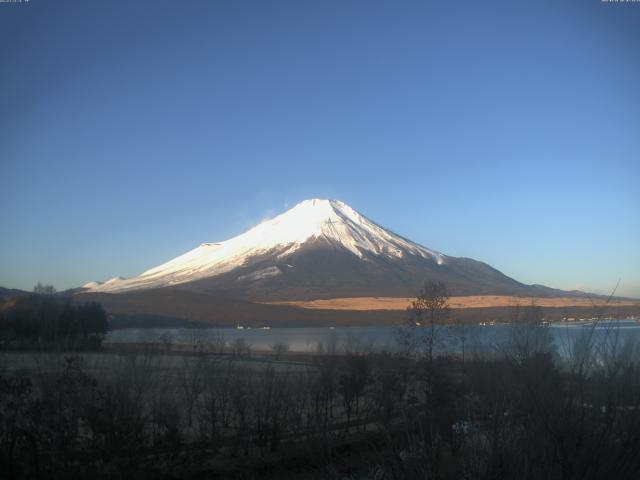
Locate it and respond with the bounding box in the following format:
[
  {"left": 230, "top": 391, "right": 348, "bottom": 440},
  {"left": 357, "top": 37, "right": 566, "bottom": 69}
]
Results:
[{"left": 266, "top": 295, "right": 640, "bottom": 311}]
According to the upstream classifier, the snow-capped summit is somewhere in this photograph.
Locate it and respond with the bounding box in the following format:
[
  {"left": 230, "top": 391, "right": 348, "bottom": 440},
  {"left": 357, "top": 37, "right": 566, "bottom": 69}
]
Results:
[
  {"left": 82, "top": 198, "right": 552, "bottom": 301},
  {"left": 85, "top": 199, "right": 445, "bottom": 293}
]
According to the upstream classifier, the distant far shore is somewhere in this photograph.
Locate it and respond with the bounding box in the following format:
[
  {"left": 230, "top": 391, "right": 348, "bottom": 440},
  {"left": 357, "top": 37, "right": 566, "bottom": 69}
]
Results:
[{"left": 265, "top": 295, "right": 640, "bottom": 311}]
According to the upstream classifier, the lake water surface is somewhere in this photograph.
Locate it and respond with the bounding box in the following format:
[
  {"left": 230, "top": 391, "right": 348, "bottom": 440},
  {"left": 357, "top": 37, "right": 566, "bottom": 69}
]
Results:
[{"left": 105, "top": 320, "right": 640, "bottom": 355}]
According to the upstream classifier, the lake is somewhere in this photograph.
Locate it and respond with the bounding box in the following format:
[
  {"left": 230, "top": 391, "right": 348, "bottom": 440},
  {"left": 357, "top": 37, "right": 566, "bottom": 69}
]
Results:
[{"left": 105, "top": 319, "right": 640, "bottom": 355}]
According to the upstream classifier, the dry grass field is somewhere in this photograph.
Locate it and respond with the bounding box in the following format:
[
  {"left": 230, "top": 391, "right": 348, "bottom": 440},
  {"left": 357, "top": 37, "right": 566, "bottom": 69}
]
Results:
[{"left": 266, "top": 295, "right": 640, "bottom": 311}]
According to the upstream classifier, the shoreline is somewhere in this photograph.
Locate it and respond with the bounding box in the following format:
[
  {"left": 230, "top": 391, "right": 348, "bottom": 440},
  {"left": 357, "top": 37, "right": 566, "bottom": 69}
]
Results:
[{"left": 265, "top": 295, "right": 640, "bottom": 311}]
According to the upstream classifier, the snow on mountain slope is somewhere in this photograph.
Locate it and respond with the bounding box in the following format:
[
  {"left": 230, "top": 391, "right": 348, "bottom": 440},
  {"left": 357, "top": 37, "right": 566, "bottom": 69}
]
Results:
[{"left": 85, "top": 199, "right": 446, "bottom": 293}]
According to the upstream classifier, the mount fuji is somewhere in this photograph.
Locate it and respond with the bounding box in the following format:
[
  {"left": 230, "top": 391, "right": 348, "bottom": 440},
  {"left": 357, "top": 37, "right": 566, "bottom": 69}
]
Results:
[{"left": 82, "top": 199, "right": 565, "bottom": 301}]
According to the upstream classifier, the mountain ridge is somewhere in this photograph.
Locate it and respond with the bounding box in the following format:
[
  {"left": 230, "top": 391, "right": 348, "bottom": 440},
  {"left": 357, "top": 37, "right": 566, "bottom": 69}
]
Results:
[
  {"left": 81, "top": 199, "right": 580, "bottom": 301},
  {"left": 84, "top": 199, "right": 446, "bottom": 294}
]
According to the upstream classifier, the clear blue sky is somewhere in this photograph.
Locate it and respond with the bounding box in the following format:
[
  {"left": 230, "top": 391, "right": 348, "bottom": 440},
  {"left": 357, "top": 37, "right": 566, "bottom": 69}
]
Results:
[{"left": 1, "top": 0, "right": 639, "bottom": 297}]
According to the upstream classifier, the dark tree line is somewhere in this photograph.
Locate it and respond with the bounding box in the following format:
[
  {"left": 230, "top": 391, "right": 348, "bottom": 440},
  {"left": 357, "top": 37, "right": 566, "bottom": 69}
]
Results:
[{"left": 0, "top": 288, "right": 108, "bottom": 348}]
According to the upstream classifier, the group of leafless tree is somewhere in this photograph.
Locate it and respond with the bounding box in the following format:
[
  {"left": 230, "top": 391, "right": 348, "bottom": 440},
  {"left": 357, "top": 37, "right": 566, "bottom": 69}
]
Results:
[{"left": 1, "top": 281, "right": 639, "bottom": 479}]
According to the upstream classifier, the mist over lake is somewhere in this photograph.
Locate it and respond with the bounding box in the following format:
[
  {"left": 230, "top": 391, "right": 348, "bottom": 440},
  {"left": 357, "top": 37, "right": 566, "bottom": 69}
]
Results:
[{"left": 106, "top": 320, "right": 640, "bottom": 355}]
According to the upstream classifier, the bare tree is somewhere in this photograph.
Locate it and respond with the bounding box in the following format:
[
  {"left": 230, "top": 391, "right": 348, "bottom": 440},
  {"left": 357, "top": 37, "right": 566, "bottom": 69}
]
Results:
[
  {"left": 270, "top": 342, "right": 289, "bottom": 360},
  {"left": 178, "top": 356, "right": 206, "bottom": 427},
  {"left": 159, "top": 332, "right": 173, "bottom": 353},
  {"left": 197, "top": 360, "right": 234, "bottom": 452},
  {"left": 210, "top": 331, "right": 227, "bottom": 355},
  {"left": 338, "top": 353, "right": 371, "bottom": 431},
  {"left": 407, "top": 281, "right": 451, "bottom": 363},
  {"left": 33, "top": 283, "right": 56, "bottom": 295},
  {"left": 232, "top": 338, "right": 250, "bottom": 357},
  {"left": 502, "top": 303, "right": 555, "bottom": 364},
  {"left": 449, "top": 317, "right": 474, "bottom": 368}
]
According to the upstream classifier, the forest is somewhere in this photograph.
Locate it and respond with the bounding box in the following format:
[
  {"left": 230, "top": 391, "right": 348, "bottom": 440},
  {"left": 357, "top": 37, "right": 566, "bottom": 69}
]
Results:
[{"left": 0, "top": 285, "right": 108, "bottom": 350}]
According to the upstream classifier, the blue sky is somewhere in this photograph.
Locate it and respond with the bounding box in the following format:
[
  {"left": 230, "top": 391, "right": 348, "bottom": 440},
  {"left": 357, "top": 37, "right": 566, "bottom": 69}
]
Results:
[{"left": 1, "top": 0, "right": 639, "bottom": 297}]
